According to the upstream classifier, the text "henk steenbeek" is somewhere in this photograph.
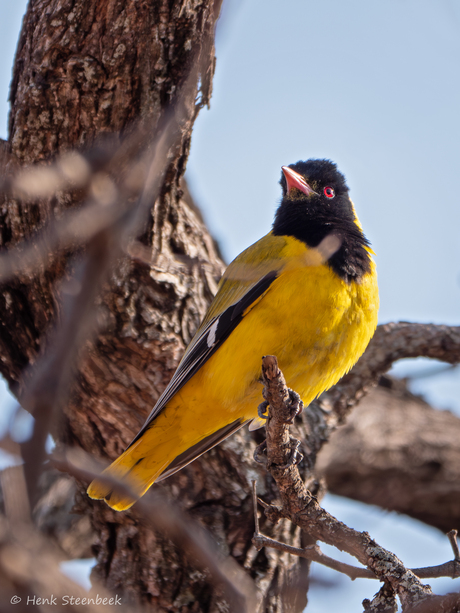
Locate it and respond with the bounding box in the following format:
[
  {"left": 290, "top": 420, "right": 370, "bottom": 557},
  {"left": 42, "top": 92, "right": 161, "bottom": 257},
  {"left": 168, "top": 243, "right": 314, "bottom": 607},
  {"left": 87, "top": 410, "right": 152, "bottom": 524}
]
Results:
[{"left": 19, "top": 595, "right": 122, "bottom": 605}]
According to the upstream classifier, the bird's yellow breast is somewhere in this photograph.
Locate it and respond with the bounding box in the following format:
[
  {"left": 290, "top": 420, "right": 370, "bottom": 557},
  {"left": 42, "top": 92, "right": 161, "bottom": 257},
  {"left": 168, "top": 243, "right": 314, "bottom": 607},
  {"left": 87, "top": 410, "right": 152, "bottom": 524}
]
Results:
[{"left": 149, "top": 236, "right": 378, "bottom": 450}]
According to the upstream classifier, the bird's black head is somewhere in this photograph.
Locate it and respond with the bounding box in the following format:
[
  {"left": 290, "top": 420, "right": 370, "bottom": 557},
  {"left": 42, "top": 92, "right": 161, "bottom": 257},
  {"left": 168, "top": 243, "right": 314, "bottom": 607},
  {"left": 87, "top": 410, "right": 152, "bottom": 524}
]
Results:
[{"left": 273, "top": 159, "right": 372, "bottom": 283}]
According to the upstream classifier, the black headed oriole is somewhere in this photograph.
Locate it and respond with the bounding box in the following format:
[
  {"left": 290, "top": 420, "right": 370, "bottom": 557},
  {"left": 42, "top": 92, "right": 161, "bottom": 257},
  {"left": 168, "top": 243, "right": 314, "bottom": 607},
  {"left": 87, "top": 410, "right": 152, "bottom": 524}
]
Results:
[{"left": 88, "top": 159, "right": 379, "bottom": 510}]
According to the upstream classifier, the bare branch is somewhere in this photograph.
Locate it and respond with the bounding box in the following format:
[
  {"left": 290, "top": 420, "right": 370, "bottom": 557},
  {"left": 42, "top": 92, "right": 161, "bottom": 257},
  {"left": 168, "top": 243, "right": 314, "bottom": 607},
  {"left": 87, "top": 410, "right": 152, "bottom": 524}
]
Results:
[
  {"left": 20, "top": 234, "right": 114, "bottom": 506},
  {"left": 0, "top": 116, "right": 178, "bottom": 283},
  {"left": 321, "top": 322, "right": 460, "bottom": 423},
  {"left": 254, "top": 355, "right": 437, "bottom": 611},
  {"left": 253, "top": 475, "right": 460, "bottom": 583},
  {"left": 252, "top": 518, "right": 460, "bottom": 582},
  {"left": 447, "top": 530, "right": 460, "bottom": 561}
]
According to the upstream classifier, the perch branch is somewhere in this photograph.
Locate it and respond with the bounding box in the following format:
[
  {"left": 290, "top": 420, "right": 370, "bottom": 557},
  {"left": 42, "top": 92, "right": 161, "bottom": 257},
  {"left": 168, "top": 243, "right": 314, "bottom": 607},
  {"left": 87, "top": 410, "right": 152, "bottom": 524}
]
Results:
[
  {"left": 254, "top": 355, "right": 450, "bottom": 612},
  {"left": 251, "top": 481, "right": 460, "bottom": 582}
]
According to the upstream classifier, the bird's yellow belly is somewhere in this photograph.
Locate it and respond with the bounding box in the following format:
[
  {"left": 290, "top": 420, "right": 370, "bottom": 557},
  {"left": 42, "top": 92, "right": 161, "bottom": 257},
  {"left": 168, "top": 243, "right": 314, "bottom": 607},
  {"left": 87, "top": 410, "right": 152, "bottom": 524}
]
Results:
[{"left": 146, "top": 261, "right": 378, "bottom": 455}]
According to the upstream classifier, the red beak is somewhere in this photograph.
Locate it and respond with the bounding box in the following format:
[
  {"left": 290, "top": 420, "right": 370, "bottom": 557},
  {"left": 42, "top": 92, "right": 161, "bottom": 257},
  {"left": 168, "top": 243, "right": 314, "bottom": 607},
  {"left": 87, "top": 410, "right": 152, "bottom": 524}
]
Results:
[{"left": 282, "top": 166, "right": 317, "bottom": 196}]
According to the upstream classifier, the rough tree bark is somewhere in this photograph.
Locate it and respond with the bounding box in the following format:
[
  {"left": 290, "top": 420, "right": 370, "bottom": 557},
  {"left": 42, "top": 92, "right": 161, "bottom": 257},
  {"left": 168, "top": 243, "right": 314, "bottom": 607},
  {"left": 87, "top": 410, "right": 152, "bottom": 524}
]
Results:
[{"left": 0, "top": 1, "right": 308, "bottom": 610}]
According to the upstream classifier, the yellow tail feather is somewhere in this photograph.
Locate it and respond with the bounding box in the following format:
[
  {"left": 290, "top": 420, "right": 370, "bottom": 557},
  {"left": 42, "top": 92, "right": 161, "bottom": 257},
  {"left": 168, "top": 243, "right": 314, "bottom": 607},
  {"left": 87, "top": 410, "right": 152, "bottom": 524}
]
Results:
[{"left": 87, "top": 437, "right": 171, "bottom": 511}]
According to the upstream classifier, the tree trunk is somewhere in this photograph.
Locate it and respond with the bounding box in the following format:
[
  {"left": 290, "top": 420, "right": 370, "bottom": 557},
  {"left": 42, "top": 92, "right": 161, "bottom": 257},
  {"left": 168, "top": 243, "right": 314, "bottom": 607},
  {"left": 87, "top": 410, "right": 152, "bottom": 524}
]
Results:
[{"left": 0, "top": 1, "right": 308, "bottom": 610}]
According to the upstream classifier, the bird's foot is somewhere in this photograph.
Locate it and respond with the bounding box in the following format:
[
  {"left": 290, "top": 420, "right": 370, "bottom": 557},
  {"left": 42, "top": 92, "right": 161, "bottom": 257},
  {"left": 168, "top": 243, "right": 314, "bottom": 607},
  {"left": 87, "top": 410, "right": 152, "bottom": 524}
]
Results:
[
  {"left": 277, "top": 436, "right": 303, "bottom": 469},
  {"left": 253, "top": 437, "right": 303, "bottom": 469},
  {"left": 283, "top": 389, "right": 304, "bottom": 424},
  {"left": 257, "top": 400, "right": 269, "bottom": 420},
  {"left": 253, "top": 440, "right": 267, "bottom": 465}
]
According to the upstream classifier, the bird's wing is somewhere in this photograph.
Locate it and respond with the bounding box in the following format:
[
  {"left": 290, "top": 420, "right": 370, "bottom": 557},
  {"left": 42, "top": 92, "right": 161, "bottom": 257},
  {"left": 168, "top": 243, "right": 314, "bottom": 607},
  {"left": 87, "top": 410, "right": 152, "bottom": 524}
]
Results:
[{"left": 127, "top": 233, "right": 287, "bottom": 448}]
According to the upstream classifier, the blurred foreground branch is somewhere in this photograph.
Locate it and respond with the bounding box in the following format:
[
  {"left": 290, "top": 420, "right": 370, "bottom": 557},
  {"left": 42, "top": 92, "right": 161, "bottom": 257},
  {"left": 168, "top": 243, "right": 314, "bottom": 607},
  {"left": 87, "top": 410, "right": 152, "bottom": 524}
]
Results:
[{"left": 50, "top": 449, "right": 258, "bottom": 612}]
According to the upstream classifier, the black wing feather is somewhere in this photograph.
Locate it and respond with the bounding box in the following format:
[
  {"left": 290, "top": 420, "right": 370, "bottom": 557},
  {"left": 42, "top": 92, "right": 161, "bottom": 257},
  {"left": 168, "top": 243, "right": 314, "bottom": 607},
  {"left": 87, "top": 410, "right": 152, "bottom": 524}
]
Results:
[{"left": 127, "top": 270, "right": 278, "bottom": 448}]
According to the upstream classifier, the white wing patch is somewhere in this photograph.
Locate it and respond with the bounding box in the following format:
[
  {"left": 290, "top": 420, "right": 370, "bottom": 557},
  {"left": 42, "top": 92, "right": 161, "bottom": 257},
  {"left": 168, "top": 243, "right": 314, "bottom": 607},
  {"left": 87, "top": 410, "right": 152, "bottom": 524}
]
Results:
[{"left": 207, "top": 319, "right": 219, "bottom": 348}]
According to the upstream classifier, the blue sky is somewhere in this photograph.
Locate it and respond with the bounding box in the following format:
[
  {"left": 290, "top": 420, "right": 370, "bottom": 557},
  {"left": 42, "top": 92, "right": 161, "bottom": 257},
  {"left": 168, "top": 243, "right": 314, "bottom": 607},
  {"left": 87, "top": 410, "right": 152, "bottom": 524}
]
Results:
[
  {"left": 1, "top": 1, "right": 459, "bottom": 326},
  {"left": 185, "top": 0, "right": 460, "bottom": 421},
  {"left": 187, "top": 0, "right": 460, "bottom": 326},
  {"left": 0, "top": 1, "right": 459, "bottom": 609}
]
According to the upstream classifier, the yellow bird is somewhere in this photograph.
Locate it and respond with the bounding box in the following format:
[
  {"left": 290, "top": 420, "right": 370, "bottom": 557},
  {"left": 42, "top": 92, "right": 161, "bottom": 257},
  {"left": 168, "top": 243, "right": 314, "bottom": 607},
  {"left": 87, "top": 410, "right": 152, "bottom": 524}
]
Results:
[{"left": 88, "top": 159, "right": 379, "bottom": 510}]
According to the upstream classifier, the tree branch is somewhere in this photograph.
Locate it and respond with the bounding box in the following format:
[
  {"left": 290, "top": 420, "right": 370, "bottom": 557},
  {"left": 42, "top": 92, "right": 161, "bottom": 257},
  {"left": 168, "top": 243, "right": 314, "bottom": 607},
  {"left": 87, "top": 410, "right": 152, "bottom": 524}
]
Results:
[
  {"left": 253, "top": 355, "right": 460, "bottom": 612},
  {"left": 321, "top": 322, "right": 460, "bottom": 423}
]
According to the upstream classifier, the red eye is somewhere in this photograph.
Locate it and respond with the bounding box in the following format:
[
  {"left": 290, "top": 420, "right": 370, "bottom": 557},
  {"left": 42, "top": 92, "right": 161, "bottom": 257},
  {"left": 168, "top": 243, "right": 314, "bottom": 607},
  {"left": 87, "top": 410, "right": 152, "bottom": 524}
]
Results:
[{"left": 324, "top": 186, "right": 335, "bottom": 199}]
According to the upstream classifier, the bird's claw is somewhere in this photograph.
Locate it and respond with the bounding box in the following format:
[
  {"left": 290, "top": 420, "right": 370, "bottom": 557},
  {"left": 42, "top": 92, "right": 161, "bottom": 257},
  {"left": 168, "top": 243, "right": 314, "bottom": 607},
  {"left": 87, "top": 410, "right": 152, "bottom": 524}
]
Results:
[
  {"left": 257, "top": 401, "right": 269, "bottom": 421},
  {"left": 278, "top": 437, "right": 303, "bottom": 469},
  {"left": 282, "top": 389, "right": 304, "bottom": 424},
  {"left": 253, "top": 440, "right": 267, "bottom": 465}
]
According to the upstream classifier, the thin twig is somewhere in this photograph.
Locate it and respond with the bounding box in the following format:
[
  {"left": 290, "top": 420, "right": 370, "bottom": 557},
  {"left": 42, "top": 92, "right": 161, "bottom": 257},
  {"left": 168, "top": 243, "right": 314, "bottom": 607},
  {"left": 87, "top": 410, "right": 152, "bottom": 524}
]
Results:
[
  {"left": 252, "top": 516, "right": 460, "bottom": 581},
  {"left": 447, "top": 529, "right": 460, "bottom": 561},
  {"left": 253, "top": 530, "right": 371, "bottom": 580},
  {"left": 0, "top": 119, "right": 171, "bottom": 283},
  {"left": 20, "top": 232, "right": 114, "bottom": 507},
  {"left": 0, "top": 197, "right": 125, "bottom": 282},
  {"left": 251, "top": 480, "right": 260, "bottom": 535},
  {"left": 257, "top": 497, "right": 269, "bottom": 510}
]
